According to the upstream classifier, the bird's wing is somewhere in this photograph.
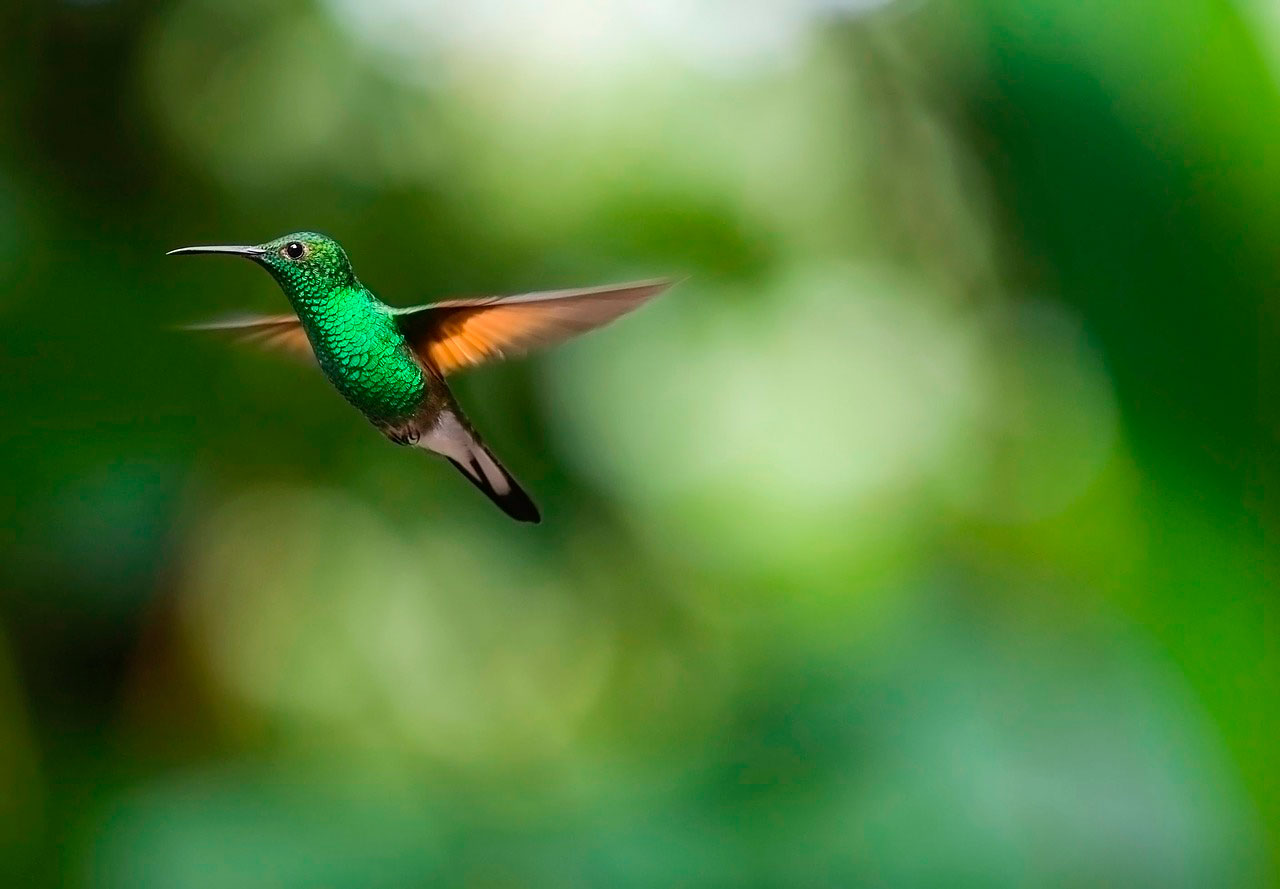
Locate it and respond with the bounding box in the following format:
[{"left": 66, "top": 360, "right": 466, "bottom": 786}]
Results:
[
  {"left": 393, "top": 279, "right": 674, "bottom": 376},
  {"left": 181, "top": 314, "right": 314, "bottom": 361}
]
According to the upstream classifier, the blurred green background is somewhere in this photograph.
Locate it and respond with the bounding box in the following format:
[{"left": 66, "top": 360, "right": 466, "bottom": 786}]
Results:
[{"left": 0, "top": 0, "right": 1277, "bottom": 886}]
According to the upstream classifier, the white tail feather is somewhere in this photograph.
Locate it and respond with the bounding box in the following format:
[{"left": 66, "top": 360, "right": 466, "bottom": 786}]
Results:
[{"left": 418, "top": 410, "right": 539, "bottom": 523}]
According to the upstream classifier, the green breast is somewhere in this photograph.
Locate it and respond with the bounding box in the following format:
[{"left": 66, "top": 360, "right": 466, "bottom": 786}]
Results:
[{"left": 296, "top": 286, "right": 427, "bottom": 423}]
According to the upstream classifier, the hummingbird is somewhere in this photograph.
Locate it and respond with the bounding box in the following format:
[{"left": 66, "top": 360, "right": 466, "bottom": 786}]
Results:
[{"left": 169, "top": 231, "right": 673, "bottom": 523}]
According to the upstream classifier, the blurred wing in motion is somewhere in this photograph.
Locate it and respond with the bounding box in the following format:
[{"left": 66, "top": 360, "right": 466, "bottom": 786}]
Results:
[
  {"left": 394, "top": 279, "right": 675, "bottom": 375},
  {"left": 182, "top": 314, "right": 314, "bottom": 361}
]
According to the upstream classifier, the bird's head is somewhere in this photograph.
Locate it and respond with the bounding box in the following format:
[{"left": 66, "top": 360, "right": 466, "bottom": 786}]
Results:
[{"left": 168, "top": 231, "right": 357, "bottom": 296}]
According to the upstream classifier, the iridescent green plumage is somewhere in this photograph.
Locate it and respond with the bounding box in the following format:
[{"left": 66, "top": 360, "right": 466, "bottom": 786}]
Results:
[
  {"left": 254, "top": 234, "right": 427, "bottom": 424},
  {"left": 170, "top": 231, "right": 674, "bottom": 523}
]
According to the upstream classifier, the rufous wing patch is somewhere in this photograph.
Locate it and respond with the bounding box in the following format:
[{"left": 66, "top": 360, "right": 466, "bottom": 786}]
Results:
[{"left": 397, "top": 279, "right": 675, "bottom": 376}]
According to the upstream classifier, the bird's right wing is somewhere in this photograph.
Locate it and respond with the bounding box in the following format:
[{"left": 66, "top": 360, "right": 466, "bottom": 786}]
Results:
[
  {"left": 392, "top": 279, "right": 675, "bottom": 376},
  {"left": 181, "top": 314, "right": 314, "bottom": 361}
]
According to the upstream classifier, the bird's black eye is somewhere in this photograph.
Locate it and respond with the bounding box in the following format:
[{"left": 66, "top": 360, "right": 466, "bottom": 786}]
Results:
[{"left": 284, "top": 241, "right": 305, "bottom": 260}]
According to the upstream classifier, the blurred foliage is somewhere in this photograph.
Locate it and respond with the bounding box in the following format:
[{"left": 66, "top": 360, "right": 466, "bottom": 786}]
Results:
[{"left": 0, "top": 0, "right": 1276, "bottom": 886}]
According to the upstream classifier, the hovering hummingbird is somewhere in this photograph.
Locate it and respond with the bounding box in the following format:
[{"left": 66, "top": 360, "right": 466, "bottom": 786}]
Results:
[{"left": 170, "top": 232, "right": 673, "bottom": 523}]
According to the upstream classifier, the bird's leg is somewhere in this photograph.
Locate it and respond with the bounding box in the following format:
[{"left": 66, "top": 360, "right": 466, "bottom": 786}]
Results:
[{"left": 381, "top": 421, "right": 421, "bottom": 446}]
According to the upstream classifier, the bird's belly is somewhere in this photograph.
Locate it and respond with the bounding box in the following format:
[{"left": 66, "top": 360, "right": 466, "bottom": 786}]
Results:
[{"left": 318, "top": 338, "right": 427, "bottom": 423}]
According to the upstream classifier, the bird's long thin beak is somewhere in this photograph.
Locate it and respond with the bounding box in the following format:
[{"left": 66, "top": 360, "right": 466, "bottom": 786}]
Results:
[{"left": 166, "top": 245, "right": 266, "bottom": 258}]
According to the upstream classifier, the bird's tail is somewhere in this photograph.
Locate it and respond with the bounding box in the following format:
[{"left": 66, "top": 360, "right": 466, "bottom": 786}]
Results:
[{"left": 419, "top": 408, "right": 541, "bottom": 524}]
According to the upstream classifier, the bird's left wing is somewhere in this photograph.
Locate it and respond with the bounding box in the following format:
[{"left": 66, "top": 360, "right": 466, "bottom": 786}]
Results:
[
  {"left": 182, "top": 314, "right": 314, "bottom": 361},
  {"left": 393, "top": 279, "right": 674, "bottom": 376}
]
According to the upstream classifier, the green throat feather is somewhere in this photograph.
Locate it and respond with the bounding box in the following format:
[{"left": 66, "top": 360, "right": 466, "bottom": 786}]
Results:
[{"left": 257, "top": 234, "right": 427, "bottom": 424}]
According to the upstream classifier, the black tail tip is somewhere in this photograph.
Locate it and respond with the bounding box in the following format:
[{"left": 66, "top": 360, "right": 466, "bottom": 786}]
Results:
[
  {"left": 506, "top": 496, "right": 542, "bottom": 524},
  {"left": 499, "top": 482, "right": 541, "bottom": 524},
  {"left": 447, "top": 457, "right": 542, "bottom": 524}
]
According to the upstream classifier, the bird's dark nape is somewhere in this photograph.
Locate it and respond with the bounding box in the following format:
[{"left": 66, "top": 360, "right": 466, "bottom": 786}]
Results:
[{"left": 446, "top": 456, "right": 542, "bottom": 523}]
